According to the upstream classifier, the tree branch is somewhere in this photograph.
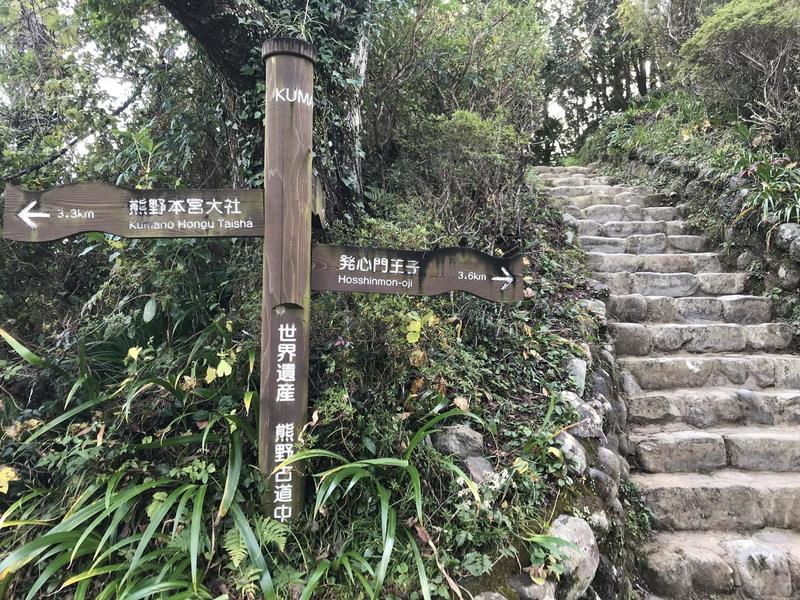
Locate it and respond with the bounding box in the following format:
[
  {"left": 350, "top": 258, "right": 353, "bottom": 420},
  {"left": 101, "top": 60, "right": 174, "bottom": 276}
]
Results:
[{"left": 2, "top": 78, "right": 145, "bottom": 182}]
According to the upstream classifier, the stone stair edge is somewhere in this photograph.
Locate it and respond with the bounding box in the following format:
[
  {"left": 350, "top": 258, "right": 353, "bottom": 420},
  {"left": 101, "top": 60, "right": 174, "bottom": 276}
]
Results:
[{"left": 643, "top": 528, "right": 800, "bottom": 599}]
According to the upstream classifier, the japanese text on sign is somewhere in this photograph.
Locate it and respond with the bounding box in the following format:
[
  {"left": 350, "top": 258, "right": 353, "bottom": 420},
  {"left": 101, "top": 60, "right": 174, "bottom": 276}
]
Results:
[
  {"left": 128, "top": 197, "right": 243, "bottom": 217},
  {"left": 273, "top": 322, "right": 298, "bottom": 522},
  {"left": 338, "top": 254, "right": 419, "bottom": 275},
  {"left": 272, "top": 422, "right": 295, "bottom": 522}
]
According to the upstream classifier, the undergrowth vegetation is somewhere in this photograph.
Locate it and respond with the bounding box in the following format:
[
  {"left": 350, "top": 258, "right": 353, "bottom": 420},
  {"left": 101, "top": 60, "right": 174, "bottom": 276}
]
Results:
[{"left": 0, "top": 88, "right": 596, "bottom": 600}]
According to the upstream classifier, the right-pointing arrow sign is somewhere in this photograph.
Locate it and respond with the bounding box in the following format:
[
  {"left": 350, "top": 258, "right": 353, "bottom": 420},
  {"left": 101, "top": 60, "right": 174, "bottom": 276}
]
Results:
[
  {"left": 492, "top": 267, "right": 514, "bottom": 291},
  {"left": 18, "top": 201, "right": 51, "bottom": 229},
  {"left": 311, "top": 244, "right": 524, "bottom": 302}
]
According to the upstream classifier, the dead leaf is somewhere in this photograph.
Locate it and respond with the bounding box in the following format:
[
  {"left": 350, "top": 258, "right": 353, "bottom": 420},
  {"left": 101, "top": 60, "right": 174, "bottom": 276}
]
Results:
[
  {"left": 180, "top": 376, "right": 198, "bottom": 391},
  {"left": 453, "top": 396, "right": 469, "bottom": 411},
  {"left": 0, "top": 466, "right": 19, "bottom": 494},
  {"left": 409, "top": 349, "right": 427, "bottom": 367},
  {"left": 424, "top": 533, "right": 464, "bottom": 600},
  {"left": 415, "top": 524, "right": 431, "bottom": 544}
]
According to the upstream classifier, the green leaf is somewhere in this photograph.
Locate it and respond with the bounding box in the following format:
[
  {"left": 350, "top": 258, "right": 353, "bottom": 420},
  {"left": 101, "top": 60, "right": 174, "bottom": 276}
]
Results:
[
  {"left": 299, "top": 560, "right": 331, "bottom": 600},
  {"left": 0, "top": 327, "right": 67, "bottom": 375},
  {"left": 24, "top": 396, "right": 109, "bottom": 444},
  {"left": 143, "top": 298, "right": 158, "bottom": 323},
  {"left": 377, "top": 484, "right": 390, "bottom": 543},
  {"left": 407, "top": 464, "right": 424, "bottom": 525},
  {"left": 93, "top": 501, "right": 131, "bottom": 563},
  {"left": 124, "top": 580, "right": 191, "bottom": 600},
  {"left": 190, "top": 485, "right": 207, "bottom": 590},
  {"left": 61, "top": 564, "right": 126, "bottom": 588},
  {"left": 172, "top": 487, "right": 193, "bottom": 540},
  {"left": 123, "top": 485, "right": 190, "bottom": 585},
  {"left": 372, "top": 507, "right": 397, "bottom": 599},
  {"left": 0, "top": 490, "right": 44, "bottom": 528},
  {"left": 65, "top": 376, "right": 87, "bottom": 408},
  {"left": 0, "top": 532, "right": 82, "bottom": 579},
  {"left": 436, "top": 458, "right": 481, "bottom": 505},
  {"left": 272, "top": 448, "right": 347, "bottom": 475},
  {"left": 25, "top": 545, "right": 95, "bottom": 600},
  {"left": 215, "top": 430, "right": 242, "bottom": 525},
  {"left": 216, "top": 358, "right": 232, "bottom": 377},
  {"left": 230, "top": 504, "right": 275, "bottom": 599},
  {"left": 404, "top": 409, "right": 486, "bottom": 460},
  {"left": 405, "top": 529, "right": 432, "bottom": 600}
]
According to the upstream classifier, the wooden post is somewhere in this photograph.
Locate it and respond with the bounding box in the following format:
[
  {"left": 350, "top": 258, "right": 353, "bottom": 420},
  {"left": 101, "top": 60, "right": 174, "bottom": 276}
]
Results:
[{"left": 259, "top": 38, "right": 316, "bottom": 522}]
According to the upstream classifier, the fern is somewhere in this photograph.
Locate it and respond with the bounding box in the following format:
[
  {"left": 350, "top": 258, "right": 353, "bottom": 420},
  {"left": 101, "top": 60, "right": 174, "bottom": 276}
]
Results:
[
  {"left": 255, "top": 515, "right": 290, "bottom": 552},
  {"left": 223, "top": 526, "right": 248, "bottom": 568},
  {"left": 234, "top": 565, "right": 261, "bottom": 600}
]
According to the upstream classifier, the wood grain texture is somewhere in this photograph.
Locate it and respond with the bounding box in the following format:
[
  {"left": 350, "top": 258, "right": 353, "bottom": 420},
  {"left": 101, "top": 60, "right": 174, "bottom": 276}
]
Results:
[
  {"left": 258, "top": 40, "right": 316, "bottom": 522},
  {"left": 3, "top": 184, "right": 263, "bottom": 242},
  {"left": 311, "top": 244, "right": 526, "bottom": 302}
]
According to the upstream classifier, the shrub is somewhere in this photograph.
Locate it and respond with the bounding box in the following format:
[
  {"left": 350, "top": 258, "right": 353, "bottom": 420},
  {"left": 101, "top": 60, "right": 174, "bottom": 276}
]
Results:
[{"left": 679, "top": 0, "right": 800, "bottom": 149}]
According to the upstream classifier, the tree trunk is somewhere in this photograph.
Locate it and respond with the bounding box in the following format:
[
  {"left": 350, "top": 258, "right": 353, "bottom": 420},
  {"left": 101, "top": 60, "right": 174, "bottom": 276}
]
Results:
[
  {"left": 158, "top": 0, "right": 271, "bottom": 92},
  {"left": 344, "top": 27, "right": 370, "bottom": 199},
  {"left": 635, "top": 52, "right": 648, "bottom": 97}
]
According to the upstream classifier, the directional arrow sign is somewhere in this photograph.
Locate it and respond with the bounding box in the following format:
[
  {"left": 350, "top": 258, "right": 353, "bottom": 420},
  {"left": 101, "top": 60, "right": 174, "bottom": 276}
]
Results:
[
  {"left": 311, "top": 244, "right": 525, "bottom": 302},
  {"left": 18, "top": 201, "right": 51, "bottom": 229},
  {"left": 3, "top": 183, "right": 264, "bottom": 242},
  {"left": 492, "top": 267, "right": 514, "bottom": 291}
]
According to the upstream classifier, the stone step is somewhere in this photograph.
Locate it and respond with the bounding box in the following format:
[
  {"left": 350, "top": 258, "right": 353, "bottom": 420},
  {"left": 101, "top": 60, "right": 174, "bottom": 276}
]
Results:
[
  {"left": 631, "top": 425, "right": 800, "bottom": 473},
  {"left": 643, "top": 529, "right": 800, "bottom": 599},
  {"left": 576, "top": 205, "right": 678, "bottom": 223},
  {"left": 633, "top": 469, "right": 800, "bottom": 531},
  {"left": 577, "top": 219, "right": 686, "bottom": 237},
  {"left": 609, "top": 322, "right": 795, "bottom": 356},
  {"left": 561, "top": 193, "right": 668, "bottom": 209},
  {"left": 531, "top": 165, "right": 594, "bottom": 175},
  {"left": 597, "top": 272, "right": 745, "bottom": 296},
  {"left": 541, "top": 176, "right": 613, "bottom": 187},
  {"left": 587, "top": 252, "right": 721, "bottom": 274},
  {"left": 549, "top": 184, "right": 654, "bottom": 198},
  {"left": 619, "top": 353, "right": 800, "bottom": 390},
  {"left": 628, "top": 387, "right": 800, "bottom": 428},
  {"left": 580, "top": 233, "right": 707, "bottom": 254},
  {"left": 607, "top": 294, "right": 772, "bottom": 324},
  {"left": 633, "top": 428, "right": 727, "bottom": 473}
]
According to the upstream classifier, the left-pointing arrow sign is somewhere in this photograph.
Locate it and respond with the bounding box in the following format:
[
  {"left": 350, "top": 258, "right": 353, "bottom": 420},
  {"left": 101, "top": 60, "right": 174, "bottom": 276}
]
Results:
[{"left": 18, "top": 201, "right": 51, "bottom": 229}]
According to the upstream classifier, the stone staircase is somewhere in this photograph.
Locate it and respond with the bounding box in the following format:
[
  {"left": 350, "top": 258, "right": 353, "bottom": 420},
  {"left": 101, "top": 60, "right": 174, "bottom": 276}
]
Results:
[{"left": 534, "top": 165, "right": 800, "bottom": 600}]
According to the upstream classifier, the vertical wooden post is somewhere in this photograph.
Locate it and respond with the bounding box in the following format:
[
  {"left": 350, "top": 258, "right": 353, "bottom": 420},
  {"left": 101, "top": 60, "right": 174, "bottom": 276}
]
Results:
[{"left": 259, "top": 38, "right": 316, "bottom": 522}]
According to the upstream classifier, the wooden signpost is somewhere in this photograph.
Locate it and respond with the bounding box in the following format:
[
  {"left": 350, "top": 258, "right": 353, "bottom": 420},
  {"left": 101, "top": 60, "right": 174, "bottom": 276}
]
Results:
[
  {"left": 1, "top": 38, "right": 526, "bottom": 522},
  {"left": 4, "top": 184, "right": 264, "bottom": 241},
  {"left": 311, "top": 244, "right": 524, "bottom": 302}
]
